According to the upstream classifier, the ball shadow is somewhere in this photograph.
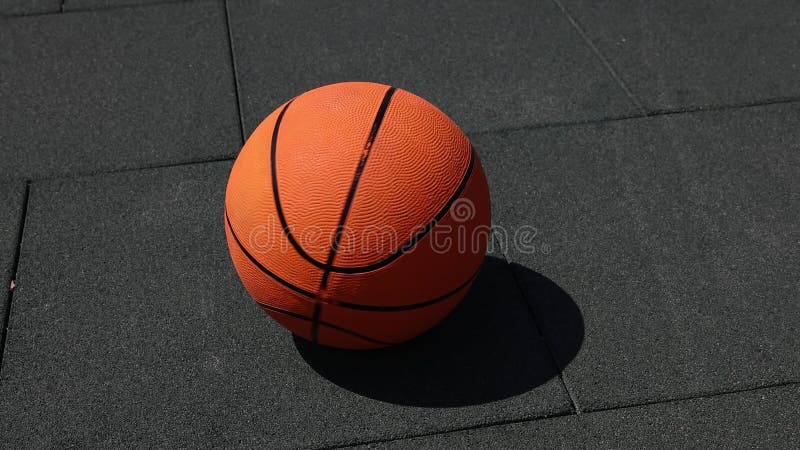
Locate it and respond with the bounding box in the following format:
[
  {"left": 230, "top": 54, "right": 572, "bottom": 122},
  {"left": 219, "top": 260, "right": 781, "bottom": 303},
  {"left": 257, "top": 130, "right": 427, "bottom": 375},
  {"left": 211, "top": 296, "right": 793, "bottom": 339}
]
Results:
[{"left": 294, "top": 255, "right": 584, "bottom": 407}]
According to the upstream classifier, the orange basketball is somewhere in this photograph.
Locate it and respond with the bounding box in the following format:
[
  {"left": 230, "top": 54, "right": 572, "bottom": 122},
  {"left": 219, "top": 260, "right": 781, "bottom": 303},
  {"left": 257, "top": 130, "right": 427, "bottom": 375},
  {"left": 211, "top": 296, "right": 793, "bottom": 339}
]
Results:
[{"left": 225, "top": 82, "right": 490, "bottom": 349}]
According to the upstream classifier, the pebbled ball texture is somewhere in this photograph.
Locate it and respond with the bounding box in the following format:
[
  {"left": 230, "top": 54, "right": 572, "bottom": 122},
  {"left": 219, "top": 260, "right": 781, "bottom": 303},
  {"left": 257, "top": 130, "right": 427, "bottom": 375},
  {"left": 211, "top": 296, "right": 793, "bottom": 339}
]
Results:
[{"left": 225, "top": 82, "right": 490, "bottom": 349}]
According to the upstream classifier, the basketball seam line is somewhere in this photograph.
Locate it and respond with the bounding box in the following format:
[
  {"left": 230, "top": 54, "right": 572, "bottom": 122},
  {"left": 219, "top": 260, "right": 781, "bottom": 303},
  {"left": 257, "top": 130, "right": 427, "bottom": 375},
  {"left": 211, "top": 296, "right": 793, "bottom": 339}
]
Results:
[
  {"left": 364, "top": 146, "right": 475, "bottom": 269},
  {"left": 324, "top": 147, "right": 475, "bottom": 273},
  {"left": 269, "top": 91, "right": 477, "bottom": 275},
  {"left": 257, "top": 302, "right": 393, "bottom": 346},
  {"left": 269, "top": 99, "right": 325, "bottom": 270},
  {"left": 319, "top": 85, "right": 397, "bottom": 289},
  {"left": 335, "top": 267, "right": 480, "bottom": 311},
  {"left": 225, "top": 210, "right": 317, "bottom": 298},
  {"left": 313, "top": 86, "right": 397, "bottom": 342},
  {"left": 227, "top": 207, "right": 476, "bottom": 312},
  {"left": 309, "top": 303, "right": 322, "bottom": 343}
]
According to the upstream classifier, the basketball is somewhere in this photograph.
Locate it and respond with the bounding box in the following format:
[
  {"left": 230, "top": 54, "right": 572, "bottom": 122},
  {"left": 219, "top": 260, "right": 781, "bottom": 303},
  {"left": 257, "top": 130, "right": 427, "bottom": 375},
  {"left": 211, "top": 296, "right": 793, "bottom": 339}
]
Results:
[{"left": 224, "top": 81, "right": 490, "bottom": 349}]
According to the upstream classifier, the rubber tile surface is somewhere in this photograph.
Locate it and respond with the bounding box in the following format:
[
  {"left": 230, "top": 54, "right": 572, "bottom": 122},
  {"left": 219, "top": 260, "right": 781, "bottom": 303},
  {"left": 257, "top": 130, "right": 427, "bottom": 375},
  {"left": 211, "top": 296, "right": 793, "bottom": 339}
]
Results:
[
  {"left": 0, "top": 1, "right": 240, "bottom": 180},
  {"left": 0, "top": 180, "right": 25, "bottom": 343},
  {"left": 228, "top": 0, "right": 639, "bottom": 136},
  {"left": 0, "top": 0, "right": 60, "bottom": 15},
  {"left": 559, "top": 0, "right": 800, "bottom": 112},
  {"left": 0, "top": 162, "right": 572, "bottom": 447},
  {"left": 471, "top": 102, "right": 800, "bottom": 410},
  {"left": 363, "top": 384, "right": 800, "bottom": 448}
]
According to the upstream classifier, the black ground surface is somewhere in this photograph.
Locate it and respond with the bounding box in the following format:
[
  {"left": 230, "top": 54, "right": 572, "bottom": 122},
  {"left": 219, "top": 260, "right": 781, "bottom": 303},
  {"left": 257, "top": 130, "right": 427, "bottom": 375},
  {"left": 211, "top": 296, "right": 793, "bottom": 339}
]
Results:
[
  {"left": 1, "top": 0, "right": 798, "bottom": 448},
  {"left": 473, "top": 102, "right": 800, "bottom": 410},
  {"left": 360, "top": 384, "right": 800, "bottom": 449}
]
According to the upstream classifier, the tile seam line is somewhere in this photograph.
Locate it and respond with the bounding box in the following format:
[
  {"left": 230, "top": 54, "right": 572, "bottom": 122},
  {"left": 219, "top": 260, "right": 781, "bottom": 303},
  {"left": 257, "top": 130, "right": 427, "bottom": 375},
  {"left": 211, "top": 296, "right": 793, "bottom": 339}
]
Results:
[
  {"left": 29, "top": 156, "right": 236, "bottom": 183},
  {"left": 321, "top": 379, "right": 800, "bottom": 449},
  {"left": 0, "top": 0, "right": 208, "bottom": 17},
  {"left": 494, "top": 231, "right": 582, "bottom": 415},
  {"left": 223, "top": 0, "right": 246, "bottom": 146},
  {"left": 17, "top": 94, "right": 800, "bottom": 182},
  {"left": 549, "top": 0, "right": 648, "bottom": 116},
  {"left": 584, "top": 379, "right": 800, "bottom": 414},
  {"left": 0, "top": 180, "right": 31, "bottom": 374},
  {"left": 468, "top": 95, "right": 800, "bottom": 137},
  {"left": 316, "top": 411, "right": 576, "bottom": 450}
]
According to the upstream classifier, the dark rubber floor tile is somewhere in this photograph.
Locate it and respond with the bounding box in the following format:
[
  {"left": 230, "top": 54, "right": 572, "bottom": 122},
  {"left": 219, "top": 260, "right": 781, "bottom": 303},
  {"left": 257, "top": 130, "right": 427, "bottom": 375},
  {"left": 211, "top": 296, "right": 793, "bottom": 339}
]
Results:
[
  {"left": 228, "top": 0, "right": 638, "bottom": 136},
  {"left": 471, "top": 102, "right": 800, "bottom": 410},
  {"left": 0, "top": 180, "right": 26, "bottom": 342},
  {"left": 0, "top": 0, "right": 60, "bottom": 15},
  {"left": 0, "top": 162, "right": 571, "bottom": 447},
  {"left": 366, "top": 384, "right": 800, "bottom": 448},
  {"left": 560, "top": 0, "right": 800, "bottom": 112},
  {"left": 0, "top": 1, "right": 240, "bottom": 180}
]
